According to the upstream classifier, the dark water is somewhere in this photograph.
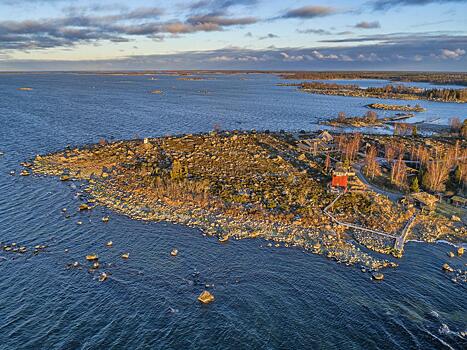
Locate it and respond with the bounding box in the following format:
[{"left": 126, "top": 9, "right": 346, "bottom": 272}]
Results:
[{"left": 0, "top": 73, "right": 465, "bottom": 349}]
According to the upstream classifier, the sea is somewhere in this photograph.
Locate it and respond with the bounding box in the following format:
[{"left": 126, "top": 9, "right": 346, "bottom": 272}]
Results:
[{"left": 0, "top": 73, "right": 465, "bottom": 349}]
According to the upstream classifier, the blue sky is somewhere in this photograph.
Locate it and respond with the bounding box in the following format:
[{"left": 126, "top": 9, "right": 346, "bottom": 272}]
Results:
[{"left": 0, "top": 0, "right": 466, "bottom": 70}]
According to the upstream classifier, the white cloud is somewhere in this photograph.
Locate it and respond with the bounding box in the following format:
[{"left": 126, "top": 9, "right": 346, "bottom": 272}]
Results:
[{"left": 439, "top": 48, "right": 465, "bottom": 59}]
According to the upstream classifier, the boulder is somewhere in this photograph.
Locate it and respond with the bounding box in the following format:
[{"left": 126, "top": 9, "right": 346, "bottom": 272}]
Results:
[
  {"left": 197, "top": 290, "right": 215, "bottom": 304},
  {"left": 458, "top": 247, "right": 464, "bottom": 256},
  {"left": 442, "top": 263, "right": 454, "bottom": 272},
  {"left": 372, "top": 273, "right": 384, "bottom": 281}
]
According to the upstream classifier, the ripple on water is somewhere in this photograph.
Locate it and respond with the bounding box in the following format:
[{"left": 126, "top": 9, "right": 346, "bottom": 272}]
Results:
[{"left": 0, "top": 73, "right": 466, "bottom": 349}]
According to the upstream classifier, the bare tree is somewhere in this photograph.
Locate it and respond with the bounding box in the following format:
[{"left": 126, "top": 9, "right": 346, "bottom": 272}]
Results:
[
  {"left": 449, "top": 117, "right": 462, "bottom": 133},
  {"left": 364, "top": 145, "right": 381, "bottom": 179},
  {"left": 337, "top": 112, "right": 346, "bottom": 122},
  {"left": 365, "top": 111, "right": 378, "bottom": 122},
  {"left": 324, "top": 153, "right": 331, "bottom": 173},
  {"left": 391, "top": 155, "right": 408, "bottom": 189}
]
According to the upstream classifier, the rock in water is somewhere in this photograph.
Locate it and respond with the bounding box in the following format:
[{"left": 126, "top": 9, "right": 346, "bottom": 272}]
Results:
[
  {"left": 170, "top": 249, "right": 178, "bottom": 256},
  {"left": 121, "top": 253, "right": 129, "bottom": 259},
  {"left": 372, "top": 273, "right": 384, "bottom": 281},
  {"left": 442, "top": 263, "right": 454, "bottom": 272},
  {"left": 448, "top": 252, "right": 455, "bottom": 258},
  {"left": 458, "top": 247, "right": 464, "bottom": 256},
  {"left": 86, "top": 254, "right": 98, "bottom": 261},
  {"left": 60, "top": 174, "right": 70, "bottom": 181},
  {"left": 198, "top": 291, "right": 215, "bottom": 304},
  {"left": 78, "top": 203, "right": 89, "bottom": 211}
]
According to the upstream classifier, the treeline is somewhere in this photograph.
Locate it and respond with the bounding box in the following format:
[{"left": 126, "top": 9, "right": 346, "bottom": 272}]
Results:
[
  {"left": 299, "top": 82, "right": 467, "bottom": 102},
  {"left": 300, "top": 81, "right": 359, "bottom": 90},
  {"left": 280, "top": 71, "right": 467, "bottom": 86},
  {"left": 367, "top": 85, "right": 467, "bottom": 102}
]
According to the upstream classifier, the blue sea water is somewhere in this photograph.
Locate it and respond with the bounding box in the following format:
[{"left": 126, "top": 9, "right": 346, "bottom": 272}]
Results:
[{"left": 0, "top": 73, "right": 466, "bottom": 349}]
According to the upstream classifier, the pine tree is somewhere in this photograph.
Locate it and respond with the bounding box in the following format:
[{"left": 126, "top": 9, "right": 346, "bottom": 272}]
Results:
[{"left": 410, "top": 177, "right": 420, "bottom": 193}]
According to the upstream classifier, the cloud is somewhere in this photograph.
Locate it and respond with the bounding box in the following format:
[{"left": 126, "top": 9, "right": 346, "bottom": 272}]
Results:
[
  {"left": 259, "top": 33, "right": 279, "bottom": 40},
  {"left": 297, "top": 28, "right": 332, "bottom": 35},
  {"left": 2, "top": 41, "right": 466, "bottom": 71},
  {"left": 318, "top": 31, "right": 467, "bottom": 44},
  {"left": 187, "top": 0, "right": 259, "bottom": 12},
  {"left": 281, "top": 6, "right": 338, "bottom": 19},
  {"left": 370, "top": 0, "right": 467, "bottom": 11},
  {"left": 187, "top": 14, "right": 257, "bottom": 26},
  {"left": 0, "top": 7, "right": 258, "bottom": 51},
  {"left": 354, "top": 21, "right": 380, "bottom": 29},
  {"left": 438, "top": 48, "right": 466, "bottom": 59}
]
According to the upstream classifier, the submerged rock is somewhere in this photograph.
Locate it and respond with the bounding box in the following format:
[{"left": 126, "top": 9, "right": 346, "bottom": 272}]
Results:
[{"left": 99, "top": 272, "right": 108, "bottom": 282}]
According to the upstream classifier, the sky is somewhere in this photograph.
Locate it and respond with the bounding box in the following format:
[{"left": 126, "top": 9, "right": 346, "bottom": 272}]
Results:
[{"left": 0, "top": 0, "right": 466, "bottom": 71}]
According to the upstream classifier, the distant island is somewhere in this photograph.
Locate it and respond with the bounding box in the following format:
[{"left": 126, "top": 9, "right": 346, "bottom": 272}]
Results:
[
  {"left": 278, "top": 71, "right": 467, "bottom": 87},
  {"left": 281, "top": 81, "right": 467, "bottom": 103},
  {"left": 26, "top": 129, "right": 466, "bottom": 278}
]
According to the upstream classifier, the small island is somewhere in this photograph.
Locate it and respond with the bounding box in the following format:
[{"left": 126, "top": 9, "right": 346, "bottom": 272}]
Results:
[
  {"left": 323, "top": 111, "right": 414, "bottom": 128},
  {"left": 27, "top": 130, "right": 466, "bottom": 274},
  {"left": 366, "top": 103, "right": 426, "bottom": 112}
]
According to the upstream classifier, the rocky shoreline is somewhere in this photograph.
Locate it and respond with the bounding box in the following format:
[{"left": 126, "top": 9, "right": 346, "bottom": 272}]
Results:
[
  {"left": 27, "top": 131, "right": 465, "bottom": 274},
  {"left": 366, "top": 103, "right": 426, "bottom": 112}
]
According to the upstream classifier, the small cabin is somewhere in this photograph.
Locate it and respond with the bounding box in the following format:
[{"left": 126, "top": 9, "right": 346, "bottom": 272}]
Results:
[
  {"left": 330, "top": 162, "right": 355, "bottom": 192},
  {"left": 409, "top": 192, "right": 438, "bottom": 211},
  {"left": 331, "top": 173, "right": 348, "bottom": 189}
]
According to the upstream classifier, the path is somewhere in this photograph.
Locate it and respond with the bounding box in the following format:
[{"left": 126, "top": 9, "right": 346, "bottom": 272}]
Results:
[
  {"left": 353, "top": 163, "right": 403, "bottom": 202},
  {"left": 394, "top": 213, "right": 417, "bottom": 251},
  {"left": 324, "top": 193, "right": 418, "bottom": 252},
  {"left": 323, "top": 193, "right": 397, "bottom": 239}
]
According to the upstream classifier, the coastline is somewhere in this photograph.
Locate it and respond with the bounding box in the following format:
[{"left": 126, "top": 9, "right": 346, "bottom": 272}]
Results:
[{"left": 27, "top": 131, "right": 466, "bottom": 273}]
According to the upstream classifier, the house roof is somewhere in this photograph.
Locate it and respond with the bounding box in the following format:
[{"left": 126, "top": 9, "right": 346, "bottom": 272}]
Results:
[
  {"left": 451, "top": 195, "right": 467, "bottom": 204},
  {"left": 410, "top": 192, "right": 438, "bottom": 206},
  {"left": 319, "top": 131, "right": 333, "bottom": 142}
]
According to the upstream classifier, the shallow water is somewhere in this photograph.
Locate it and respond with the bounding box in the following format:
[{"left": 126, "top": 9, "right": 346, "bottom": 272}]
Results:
[{"left": 0, "top": 73, "right": 466, "bottom": 349}]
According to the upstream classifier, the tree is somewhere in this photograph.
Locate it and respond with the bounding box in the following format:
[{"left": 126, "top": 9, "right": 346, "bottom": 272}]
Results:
[
  {"left": 412, "top": 125, "right": 418, "bottom": 137},
  {"left": 410, "top": 177, "right": 420, "bottom": 193},
  {"left": 449, "top": 117, "right": 462, "bottom": 133},
  {"left": 391, "top": 155, "right": 408, "bottom": 189},
  {"left": 337, "top": 112, "right": 346, "bottom": 122},
  {"left": 461, "top": 119, "right": 467, "bottom": 139},
  {"left": 364, "top": 145, "right": 381, "bottom": 179},
  {"left": 365, "top": 111, "right": 378, "bottom": 122},
  {"left": 170, "top": 159, "right": 187, "bottom": 181},
  {"left": 324, "top": 153, "right": 331, "bottom": 173}
]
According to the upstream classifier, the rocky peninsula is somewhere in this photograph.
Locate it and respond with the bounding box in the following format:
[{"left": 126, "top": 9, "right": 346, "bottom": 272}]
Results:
[{"left": 27, "top": 131, "right": 466, "bottom": 274}]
